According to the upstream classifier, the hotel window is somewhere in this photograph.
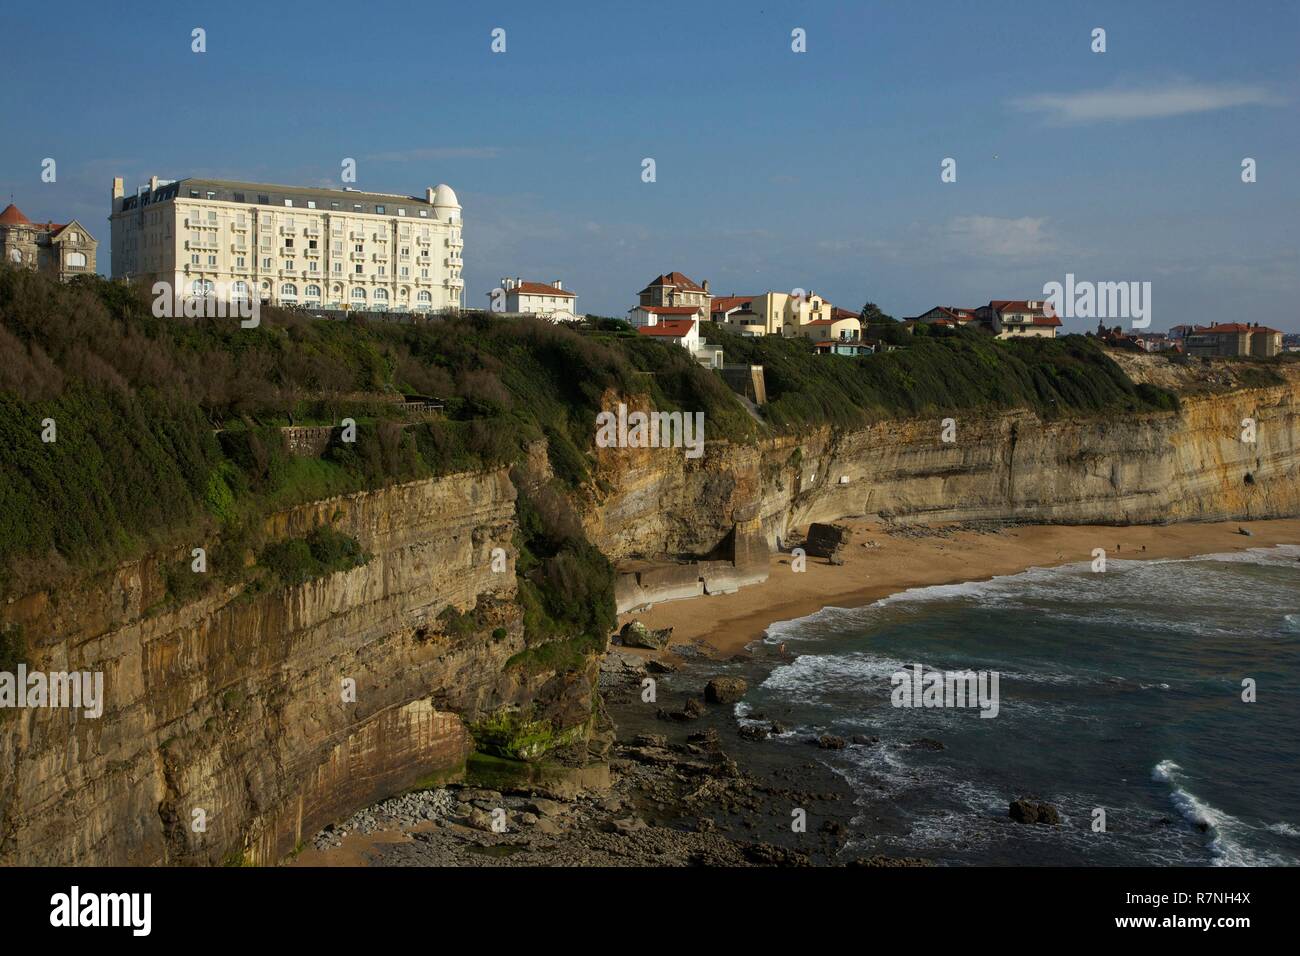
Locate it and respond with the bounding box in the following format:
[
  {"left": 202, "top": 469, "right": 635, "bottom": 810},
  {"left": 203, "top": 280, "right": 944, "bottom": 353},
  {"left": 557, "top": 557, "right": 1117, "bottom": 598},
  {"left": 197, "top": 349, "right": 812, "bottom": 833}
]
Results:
[
  {"left": 353, "top": 204, "right": 362, "bottom": 212},
  {"left": 333, "top": 262, "right": 342, "bottom": 273},
  {"left": 258, "top": 195, "right": 270, "bottom": 204},
  {"left": 285, "top": 261, "right": 295, "bottom": 271},
  {"left": 206, "top": 191, "right": 216, "bottom": 200},
  {"left": 208, "top": 255, "right": 217, "bottom": 266},
  {"left": 397, "top": 208, "right": 405, "bottom": 216},
  {"left": 351, "top": 288, "right": 366, "bottom": 300},
  {"left": 233, "top": 192, "right": 245, "bottom": 202},
  {"left": 69, "top": 231, "right": 79, "bottom": 243},
  {"left": 330, "top": 202, "right": 340, "bottom": 210},
  {"left": 262, "top": 258, "right": 272, "bottom": 268},
  {"left": 191, "top": 254, "right": 200, "bottom": 265},
  {"left": 284, "top": 199, "right": 293, "bottom": 207},
  {"left": 207, "top": 211, "right": 217, "bottom": 223},
  {"left": 307, "top": 201, "right": 316, "bottom": 209},
  {"left": 378, "top": 266, "right": 386, "bottom": 276},
  {"left": 281, "top": 283, "right": 297, "bottom": 298},
  {"left": 309, "top": 261, "right": 318, "bottom": 272},
  {"left": 400, "top": 267, "right": 409, "bottom": 277},
  {"left": 375, "top": 205, "right": 385, "bottom": 214},
  {"left": 421, "top": 268, "right": 429, "bottom": 278},
  {"left": 354, "top": 244, "right": 363, "bottom": 253},
  {"left": 260, "top": 214, "right": 271, "bottom": 226},
  {"left": 236, "top": 256, "right": 246, "bottom": 268},
  {"left": 355, "top": 264, "right": 363, "bottom": 274},
  {"left": 286, "top": 216, "right": 295, "bottom": 229},
  {"left": 285, "top": 238, "right": 294, "bottom": 249},
  {"left": 419, "top": 210, "right": 428, "bottom": 217},
  {"left": 236, "top": 213, "right": 246, "bottom": 227}
]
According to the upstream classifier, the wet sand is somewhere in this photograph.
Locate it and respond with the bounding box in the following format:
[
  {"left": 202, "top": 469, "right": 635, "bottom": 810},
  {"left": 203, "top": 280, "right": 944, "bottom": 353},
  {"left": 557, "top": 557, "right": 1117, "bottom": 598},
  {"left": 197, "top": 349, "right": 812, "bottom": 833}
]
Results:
[{"left": 626, "top": 518, "right": 1300, "bottom": 658}]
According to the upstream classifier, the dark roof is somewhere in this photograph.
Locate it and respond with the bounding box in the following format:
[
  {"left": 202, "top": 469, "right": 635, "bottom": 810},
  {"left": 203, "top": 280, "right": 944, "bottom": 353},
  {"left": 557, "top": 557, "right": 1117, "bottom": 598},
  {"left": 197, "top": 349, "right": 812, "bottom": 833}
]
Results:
[
  {"left": 639, "top": 271, "right": 707, "bottom": 295},
  {"left": 118, "top": 178, "right": 440, "bottom": 217}
]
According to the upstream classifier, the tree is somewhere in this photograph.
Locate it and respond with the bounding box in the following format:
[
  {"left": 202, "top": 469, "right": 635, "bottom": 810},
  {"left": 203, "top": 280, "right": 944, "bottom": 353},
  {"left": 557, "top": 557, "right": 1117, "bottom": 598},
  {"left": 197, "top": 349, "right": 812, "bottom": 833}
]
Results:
[{"left": 860, "top": 301, "right": 896, "bottom": 323}]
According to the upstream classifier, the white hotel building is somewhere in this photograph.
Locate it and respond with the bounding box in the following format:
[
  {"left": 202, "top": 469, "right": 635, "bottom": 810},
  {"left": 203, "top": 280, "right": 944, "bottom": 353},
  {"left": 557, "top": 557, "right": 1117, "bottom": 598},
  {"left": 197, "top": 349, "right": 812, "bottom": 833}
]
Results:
[{"left": 109, "top": 176, "right": 464, "bottom": 313}]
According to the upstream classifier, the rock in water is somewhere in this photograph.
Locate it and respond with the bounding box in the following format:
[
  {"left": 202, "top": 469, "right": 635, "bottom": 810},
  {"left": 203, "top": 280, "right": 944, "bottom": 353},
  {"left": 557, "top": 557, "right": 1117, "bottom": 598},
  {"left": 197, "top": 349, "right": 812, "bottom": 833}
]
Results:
[
  {"left": 619, "top": 620, "right": 673, "bottom": 650},
  {"left": 1009, "top": 799, "right": 1060, "bottom": 825},
  {"left": 704, "top": 676, "right": 748, "bottom": 704}
]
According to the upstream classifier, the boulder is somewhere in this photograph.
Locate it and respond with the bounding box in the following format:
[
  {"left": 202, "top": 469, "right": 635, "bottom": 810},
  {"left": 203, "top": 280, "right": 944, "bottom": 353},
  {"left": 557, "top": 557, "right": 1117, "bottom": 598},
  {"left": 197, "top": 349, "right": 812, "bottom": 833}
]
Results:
[
  {"left": 619, "top": 620, "right": 673, "bottom": 650},
  {"left": 805, "top": 523, "right": 852, "bottom": 562},
  {"left": 1009, "top": 799, "right": 1060, "bottom": 825},
  {"left": 816, "top": 734, "right": 847, "bottom": 750},
  {"left": 704, "top": 676, "right": 748, "bottom": 704}
]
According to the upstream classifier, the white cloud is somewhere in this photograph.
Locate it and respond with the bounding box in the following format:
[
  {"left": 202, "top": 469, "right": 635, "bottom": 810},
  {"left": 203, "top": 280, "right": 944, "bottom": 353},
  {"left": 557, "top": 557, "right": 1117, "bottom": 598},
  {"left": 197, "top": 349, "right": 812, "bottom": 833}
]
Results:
[
  {"left": 941, "top": 216, "right": 1054, "bottom": 259},
  {"left": 1012, "top": 82, "right": 1282, "bottom": 124}
]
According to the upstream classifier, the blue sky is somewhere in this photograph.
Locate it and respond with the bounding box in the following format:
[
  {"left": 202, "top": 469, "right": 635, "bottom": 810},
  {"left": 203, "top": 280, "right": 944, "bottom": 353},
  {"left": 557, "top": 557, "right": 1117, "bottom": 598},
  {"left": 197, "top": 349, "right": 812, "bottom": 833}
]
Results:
[{"left": 2, "top": 0, "right": 1297, "bottom": 330}]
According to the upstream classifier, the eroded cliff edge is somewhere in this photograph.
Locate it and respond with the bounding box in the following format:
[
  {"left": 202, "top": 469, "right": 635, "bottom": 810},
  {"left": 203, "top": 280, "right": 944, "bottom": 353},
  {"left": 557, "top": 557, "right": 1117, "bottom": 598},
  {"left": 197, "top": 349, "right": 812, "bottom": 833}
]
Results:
[{"left": 2, "top": 365, "right": 1297, "bottom": 866}]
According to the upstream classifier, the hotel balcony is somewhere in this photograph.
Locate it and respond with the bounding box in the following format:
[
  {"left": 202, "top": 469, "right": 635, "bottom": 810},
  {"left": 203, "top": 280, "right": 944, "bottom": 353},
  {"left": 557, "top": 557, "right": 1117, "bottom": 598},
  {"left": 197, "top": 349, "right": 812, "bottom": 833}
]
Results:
[
  {"left": 373, "top": 251, "right": 389, "bottom": 262},
  {"left": 304, "top": 225, "right": 320, "bottom": 237},
  {"left": 446, "top": 256, "right": 463, "bottom": 268},
  {"left": 185, "top": 239, "right": 218, "bottom": 251},
  {"left": 447, "top": 237, "right": 463, "bottom": 250}
]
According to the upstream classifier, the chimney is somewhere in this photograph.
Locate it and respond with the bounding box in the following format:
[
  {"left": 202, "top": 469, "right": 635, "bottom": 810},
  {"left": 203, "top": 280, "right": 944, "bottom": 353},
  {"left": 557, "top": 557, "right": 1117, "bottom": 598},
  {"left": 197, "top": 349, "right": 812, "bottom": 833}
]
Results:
[
  {"left": 702, "top": 279, "right": 710, "bottom": 293},
  {"left": 149, "top": 175, "right": 159, "bottom": 192},
  {"left": 553, "top": 280, "right": 563, "bottom": 290},
  {"left": 426, "top": 187, "right": 435, "bottom": 204},
  {"left": 112, "top": 177, "right": 124, "bottom": 212}
]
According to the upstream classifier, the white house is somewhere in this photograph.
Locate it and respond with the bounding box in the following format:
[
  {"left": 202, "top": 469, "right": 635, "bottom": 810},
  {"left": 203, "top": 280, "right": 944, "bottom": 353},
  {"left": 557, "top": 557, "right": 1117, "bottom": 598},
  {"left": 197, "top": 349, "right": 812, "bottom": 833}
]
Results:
[
  {"left": 493, "top": 277, "right": 579, "bottom": 321},
  {"left": 631, "top": 313, "right": 724, "bottom": 369}
]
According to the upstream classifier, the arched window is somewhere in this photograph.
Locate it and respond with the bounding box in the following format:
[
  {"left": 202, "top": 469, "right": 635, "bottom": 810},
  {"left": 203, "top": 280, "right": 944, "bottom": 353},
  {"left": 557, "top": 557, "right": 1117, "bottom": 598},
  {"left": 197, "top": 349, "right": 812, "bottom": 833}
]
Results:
[
  {"left": 351, "top": 288, "right": 366, "bottom": 301},
  {"left": 280, "top": 283, "right": 298, "bottom": 300},
  {"left": 191, "top": 279, "right": 213, "bottom": 297},
  {"left": 373, "top": 288, "right": 388, "bottom": 301},
  {"left": 231, "top": 280, "right": 250, "bottom": 301},
  {"left": 65, "top": 251, "right": 86, "bottom": 268},
  {"left": 304, "top": 284, "right": 322, "bottom": 299},
  {"left": 416, "top": 290, "right": 432, "bottom": 309}
]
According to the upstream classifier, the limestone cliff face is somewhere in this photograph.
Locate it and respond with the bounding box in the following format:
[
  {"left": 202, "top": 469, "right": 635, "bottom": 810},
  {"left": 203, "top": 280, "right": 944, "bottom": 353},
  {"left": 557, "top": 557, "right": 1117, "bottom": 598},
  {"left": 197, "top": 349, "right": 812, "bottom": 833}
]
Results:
[
  {"left": 0, "top": 470, "right": 594, "bottom": 866},
  {"left": 584, "top": 368, "right": 1300, "bottom": 560}
]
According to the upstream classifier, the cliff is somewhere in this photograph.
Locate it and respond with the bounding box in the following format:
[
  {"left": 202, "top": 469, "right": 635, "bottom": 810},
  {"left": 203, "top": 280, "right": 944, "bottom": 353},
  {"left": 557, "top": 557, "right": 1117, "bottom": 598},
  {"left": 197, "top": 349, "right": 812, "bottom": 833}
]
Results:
[
  {"left": 585, "top": 362, "right": 1300, "bottom": 565},
  {"left": 2, "top": 361, "right": 1297, "bottom": 866},
  {"left": 0, "top": 469, "right": 603, "bottom": 866}
]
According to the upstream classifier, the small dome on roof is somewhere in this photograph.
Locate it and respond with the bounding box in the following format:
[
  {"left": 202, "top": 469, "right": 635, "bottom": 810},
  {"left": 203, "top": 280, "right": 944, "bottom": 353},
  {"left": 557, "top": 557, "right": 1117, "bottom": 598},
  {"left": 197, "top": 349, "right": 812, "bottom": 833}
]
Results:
[{"left": 432, "top": 184, "right": 459, "bottom": 208}]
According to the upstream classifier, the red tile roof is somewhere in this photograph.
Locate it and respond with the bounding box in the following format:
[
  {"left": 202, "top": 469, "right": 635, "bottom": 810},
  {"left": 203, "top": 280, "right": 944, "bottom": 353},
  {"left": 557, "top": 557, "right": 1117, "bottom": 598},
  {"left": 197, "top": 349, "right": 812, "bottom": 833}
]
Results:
[
  {"left": 831, "top": 307, "right": 859, "bottom": 320},
  {"left": 639, "top": 271, "right": 707, "bottom": 295},
  {"left": 509, "top": 281, "right": 576, "bottom": 298},
  {"left": 805, "top": 318, "right": 854, "bottom": 326},
  {"left": 0, "top": 203, "right": 33, "bottom": 226},
  {"left": 988, "top": 299, "right": 1049, "bottom": 313},
  {"left": 711, "top": 295, "right": 755, "bottom": 313},
  {"left": 1193, "top": 323, "right": 1281, "bottom": 335},
  {"left": 636, "top": 319, "right": 697, "bottom": 338}
]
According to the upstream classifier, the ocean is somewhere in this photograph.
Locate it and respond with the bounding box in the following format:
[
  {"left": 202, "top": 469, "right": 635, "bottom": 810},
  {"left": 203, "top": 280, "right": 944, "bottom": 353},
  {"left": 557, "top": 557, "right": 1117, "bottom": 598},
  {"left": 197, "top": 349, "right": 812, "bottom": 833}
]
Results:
[{"left": 743, "top": 545, "right": 1300, "bottom": 866}]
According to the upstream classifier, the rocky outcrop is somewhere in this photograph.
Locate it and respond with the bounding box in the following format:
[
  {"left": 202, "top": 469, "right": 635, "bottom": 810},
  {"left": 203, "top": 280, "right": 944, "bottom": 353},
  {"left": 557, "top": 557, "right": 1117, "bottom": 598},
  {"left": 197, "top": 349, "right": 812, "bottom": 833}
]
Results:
[{"left": 0, "top": 469, "right": 600, "bottom": 866}]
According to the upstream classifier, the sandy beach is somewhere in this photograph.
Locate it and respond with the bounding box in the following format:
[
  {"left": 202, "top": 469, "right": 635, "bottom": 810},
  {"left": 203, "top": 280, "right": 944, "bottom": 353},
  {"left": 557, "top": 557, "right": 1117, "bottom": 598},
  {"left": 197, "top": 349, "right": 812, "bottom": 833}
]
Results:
[{"left": 625, "top": 518, "right": 1300, "bottom": 658}]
